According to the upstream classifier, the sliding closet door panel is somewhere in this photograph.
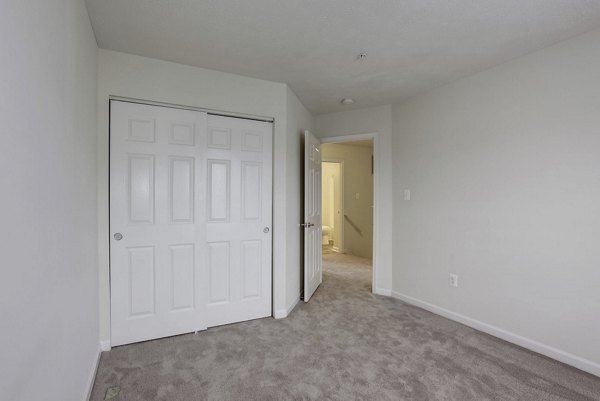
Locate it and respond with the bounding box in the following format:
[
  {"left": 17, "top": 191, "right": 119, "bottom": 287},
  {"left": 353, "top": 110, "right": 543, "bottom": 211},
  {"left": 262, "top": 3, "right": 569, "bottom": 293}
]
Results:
[
  {"left": 205, "top": 115, "right": 273, "bottom": 327},
  {"left": 110, "top": 101, "right": 207, "bottom": 346},
  {"left": 110, "top": 102, "right": 273, "bottom": 345}
]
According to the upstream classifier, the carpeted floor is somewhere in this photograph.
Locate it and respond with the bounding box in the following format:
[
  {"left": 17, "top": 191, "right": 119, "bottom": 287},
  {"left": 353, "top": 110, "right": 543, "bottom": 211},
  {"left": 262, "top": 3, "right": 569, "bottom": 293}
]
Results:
[{"left": 91, "top": 253, "right": 600, "bottom": 400}]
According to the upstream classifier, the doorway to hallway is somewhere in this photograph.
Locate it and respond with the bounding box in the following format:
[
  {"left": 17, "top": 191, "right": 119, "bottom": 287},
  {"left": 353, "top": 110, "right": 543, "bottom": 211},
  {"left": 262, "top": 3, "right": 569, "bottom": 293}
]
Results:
[
  {"left": 321, "top": 139, "right": 374, "bottom": 288},
  {"left": 302, "top": 131, "right": 380, "bottom": 303}
]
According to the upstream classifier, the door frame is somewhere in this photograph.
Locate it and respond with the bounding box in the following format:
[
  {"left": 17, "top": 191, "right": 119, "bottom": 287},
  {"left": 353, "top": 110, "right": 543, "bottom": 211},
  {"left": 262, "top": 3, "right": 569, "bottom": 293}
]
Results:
[
  {"left": 320, "top": 133, "right": 379, "bottom": 293},
  {"left": 320, "top": 159, "right": 345, "bottom": 252},
  {"left": 105, "top": 96, "right": 275, "bottom": 349}
]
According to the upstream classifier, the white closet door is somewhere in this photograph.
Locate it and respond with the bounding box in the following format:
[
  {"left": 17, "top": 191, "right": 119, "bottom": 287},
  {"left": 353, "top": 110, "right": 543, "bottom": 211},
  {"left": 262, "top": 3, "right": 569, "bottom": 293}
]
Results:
[
  {"left": 205, "top": 115, "right": 273, "bottom": 327},
  {"left": 110, "top": 101, "right": 207, "bottom": 346}
]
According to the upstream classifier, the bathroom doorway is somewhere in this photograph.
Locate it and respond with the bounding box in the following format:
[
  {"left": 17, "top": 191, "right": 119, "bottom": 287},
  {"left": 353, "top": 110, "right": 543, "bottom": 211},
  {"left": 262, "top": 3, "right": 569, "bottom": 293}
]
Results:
[{"left": 321, "top": 161, "right": 344, "bottom": 253}]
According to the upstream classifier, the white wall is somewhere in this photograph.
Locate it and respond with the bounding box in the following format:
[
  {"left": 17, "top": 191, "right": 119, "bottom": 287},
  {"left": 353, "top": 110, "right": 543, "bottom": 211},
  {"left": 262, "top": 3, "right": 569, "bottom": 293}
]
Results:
[
  {"left": 98, "top": 50, "right": 306, "bottom": 343},
  {"left": 315, "top": 105, "right": 393, "bottom": 294},
  {"left": 284, "top": 87, "right": 314, "bottom": 314},
  {"left": 0, "top": 1, "right": 99, "bottom": 399},
  {"left": 321, "top": 144, "right": 374, "bottom": 259},
  {"left": 392, "top": 28, "right": 600, "bottom": 375}
]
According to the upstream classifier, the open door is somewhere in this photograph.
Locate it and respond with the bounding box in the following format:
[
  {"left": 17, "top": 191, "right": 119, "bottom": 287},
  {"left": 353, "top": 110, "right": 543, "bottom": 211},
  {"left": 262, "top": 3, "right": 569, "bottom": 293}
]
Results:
[{"left": 303, "top": 130, "right": 322, "bottom": 302}]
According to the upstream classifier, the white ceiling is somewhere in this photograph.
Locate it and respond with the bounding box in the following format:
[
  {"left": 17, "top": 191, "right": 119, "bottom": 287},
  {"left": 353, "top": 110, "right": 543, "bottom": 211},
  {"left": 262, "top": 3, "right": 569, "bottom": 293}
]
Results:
[{"left": 85, "top": 0, "right": 600, "bottom": 114}]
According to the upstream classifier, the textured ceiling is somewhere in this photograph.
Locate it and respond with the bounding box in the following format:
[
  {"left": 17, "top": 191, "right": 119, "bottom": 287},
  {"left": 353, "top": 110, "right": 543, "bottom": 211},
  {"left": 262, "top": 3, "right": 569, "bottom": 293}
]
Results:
[{"left": 85, "top": 0, "right": 600, "bottom": 114}]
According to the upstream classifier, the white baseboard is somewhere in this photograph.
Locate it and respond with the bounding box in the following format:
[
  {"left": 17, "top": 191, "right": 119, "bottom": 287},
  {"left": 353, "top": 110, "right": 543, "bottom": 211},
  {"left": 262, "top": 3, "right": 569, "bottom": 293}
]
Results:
[
  {"left": 274, "top": 296, "right": 301, "bottom": 319},
  {"left": 374, "top": 287, "right": 391, "bottom": 296},
  {"left": 100, "top": 339, "right": 111, "bottom": 351},
  {"left": 85, "top": 345, "right": 102, "bottom": 401},
  {"left": 391, "top": 291, "right": 600, "bottom": 377}
]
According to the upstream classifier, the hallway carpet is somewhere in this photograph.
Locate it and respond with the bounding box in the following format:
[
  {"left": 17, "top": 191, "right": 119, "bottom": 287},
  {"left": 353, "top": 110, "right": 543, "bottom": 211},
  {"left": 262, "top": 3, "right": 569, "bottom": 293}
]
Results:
[{"left": 91, "top": 253, "right": 600, "bottom": 400}]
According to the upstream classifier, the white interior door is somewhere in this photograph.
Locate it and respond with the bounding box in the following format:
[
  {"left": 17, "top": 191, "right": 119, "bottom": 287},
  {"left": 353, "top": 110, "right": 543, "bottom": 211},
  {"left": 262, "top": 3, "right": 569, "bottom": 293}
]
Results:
[
  {"left": 303, "top": 130, "right": 322, "bottom": 302},
  {"left": 110, "top": 101, "right": 207, "bottom": 346},
  {"left": 204, "top": 115, "right": 273, "bottom": 327}
]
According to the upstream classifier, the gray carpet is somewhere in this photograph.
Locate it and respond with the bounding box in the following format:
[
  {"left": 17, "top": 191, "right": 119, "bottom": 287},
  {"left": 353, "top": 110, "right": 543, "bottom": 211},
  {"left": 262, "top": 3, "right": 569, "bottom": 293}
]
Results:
[{"left": 91, "top": 253, "right": 600, "bottom": 400}]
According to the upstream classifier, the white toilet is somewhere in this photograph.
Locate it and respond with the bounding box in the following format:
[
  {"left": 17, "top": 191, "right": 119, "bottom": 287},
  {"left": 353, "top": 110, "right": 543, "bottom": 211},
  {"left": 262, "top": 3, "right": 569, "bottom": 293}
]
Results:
[{"left": 322, "top": 225, "right": 332, "bottom": 245}]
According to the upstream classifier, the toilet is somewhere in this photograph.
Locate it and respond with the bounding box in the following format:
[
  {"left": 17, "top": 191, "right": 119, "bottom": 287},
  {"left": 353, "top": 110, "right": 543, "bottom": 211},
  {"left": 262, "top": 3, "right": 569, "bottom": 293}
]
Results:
[{"left": 322, "top": 225, "right": 332, "bottom": 245}]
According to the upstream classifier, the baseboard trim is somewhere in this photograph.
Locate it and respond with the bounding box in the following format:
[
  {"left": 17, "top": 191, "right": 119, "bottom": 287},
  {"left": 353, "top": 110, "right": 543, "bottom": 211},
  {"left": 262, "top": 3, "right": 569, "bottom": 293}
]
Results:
[
  {"left": 374, "top": 287, "right": 391, "bottom": 296},
  {"left": 85, "top": 345, "right": 102, "bottom": 401},
  {"left": 391, "top": 291, "right": 600, "bottom": 378},
  {"left": 100, "top": 339, "right": 111, "bottom": 351},
  {"left": 274, "top": 296, "right": 301, "bottom": 319}
]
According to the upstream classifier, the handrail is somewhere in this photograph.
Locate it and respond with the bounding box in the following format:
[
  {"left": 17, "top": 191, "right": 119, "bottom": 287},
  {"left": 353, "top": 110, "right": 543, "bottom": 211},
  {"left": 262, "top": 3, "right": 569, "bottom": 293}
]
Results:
[{"left": 343, "top": 214, "right": 362, "bottom": 236}]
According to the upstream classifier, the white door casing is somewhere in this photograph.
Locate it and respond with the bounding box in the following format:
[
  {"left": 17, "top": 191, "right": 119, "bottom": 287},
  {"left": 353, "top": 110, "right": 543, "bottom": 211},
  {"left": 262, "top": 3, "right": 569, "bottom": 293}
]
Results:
[
  {"left": 110, "top": 101, "right": 273, "bottom": 346},
  {"left": 110, "top": 101, "right": 207, "bottom": 346},
  {"left": 204, "top": 115, "right": 272, "bottom": 327},
  {"left": 303, "top": 130, "right": 322, "bottom": 302}
]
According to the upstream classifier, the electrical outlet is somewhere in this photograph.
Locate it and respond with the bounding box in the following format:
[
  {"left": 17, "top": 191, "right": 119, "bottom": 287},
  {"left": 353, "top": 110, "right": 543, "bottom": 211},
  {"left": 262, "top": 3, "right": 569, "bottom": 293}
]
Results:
[{"left": 449, "top": 274, "right": 458, "bottom": 288}]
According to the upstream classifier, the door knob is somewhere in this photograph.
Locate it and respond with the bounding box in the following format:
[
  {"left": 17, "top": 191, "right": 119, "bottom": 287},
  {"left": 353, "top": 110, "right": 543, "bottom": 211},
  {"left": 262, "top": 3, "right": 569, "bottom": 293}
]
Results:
[
  {"left": 263, "top": 227, "right": 270, "bottom": 234},
  {"left": 113, "top": 233, "right": 123, "bottom": 241}
]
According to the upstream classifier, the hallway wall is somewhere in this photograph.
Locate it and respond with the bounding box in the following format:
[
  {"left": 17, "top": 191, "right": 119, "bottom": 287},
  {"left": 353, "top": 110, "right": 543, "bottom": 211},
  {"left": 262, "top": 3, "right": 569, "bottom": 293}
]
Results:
[{"left": 285, "top": 87, "right": 315, "bottom": 314}]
